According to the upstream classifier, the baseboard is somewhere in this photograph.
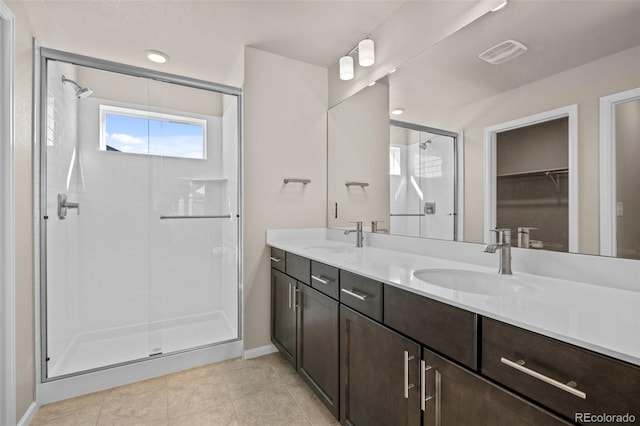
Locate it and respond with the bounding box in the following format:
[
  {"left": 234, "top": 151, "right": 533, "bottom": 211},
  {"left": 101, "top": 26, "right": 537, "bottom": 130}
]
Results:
[
  {"left": 17, "top": 401, "right": 38, "bottom": 426},
  {"left": 243, "top": 344, "right": 277, "bottom": 359}
]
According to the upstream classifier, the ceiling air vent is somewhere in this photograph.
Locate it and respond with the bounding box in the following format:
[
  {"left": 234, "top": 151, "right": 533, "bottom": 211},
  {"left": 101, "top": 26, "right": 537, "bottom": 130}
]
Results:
[{"left": 479, "top": 40, "right": 528, "bottom": 64}]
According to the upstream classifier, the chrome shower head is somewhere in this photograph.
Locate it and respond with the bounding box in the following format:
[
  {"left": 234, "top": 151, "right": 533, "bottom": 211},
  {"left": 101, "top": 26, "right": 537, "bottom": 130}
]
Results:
[
  {"left": 419, "top": 139, "right": 433, "bottom": 150},
  {"left": 61, "top": 75, "right": 93, "bottom": 99}
]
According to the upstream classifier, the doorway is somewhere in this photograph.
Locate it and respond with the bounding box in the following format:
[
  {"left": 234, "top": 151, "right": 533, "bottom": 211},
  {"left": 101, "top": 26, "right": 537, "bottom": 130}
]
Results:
[{"left": 484, "top": 105, "right": 578, "bottom": 251}]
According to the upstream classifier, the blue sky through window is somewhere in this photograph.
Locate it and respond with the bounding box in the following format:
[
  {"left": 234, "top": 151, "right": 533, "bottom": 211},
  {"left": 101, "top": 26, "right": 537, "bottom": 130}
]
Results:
[{"left": 104, "top": 112, "right": 205, "bottom": 159}]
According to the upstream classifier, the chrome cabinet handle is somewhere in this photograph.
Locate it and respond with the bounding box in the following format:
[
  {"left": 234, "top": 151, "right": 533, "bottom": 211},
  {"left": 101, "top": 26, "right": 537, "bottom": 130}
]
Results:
[
  {"left": 500, "top": 357, "right": 586, "bottom": 399},
  {"left": 311, "top": 275, "right": 330, "bottom": 285},
  {"left": 287, "top": 283, "right": 292, "bottom": 309},
  {"left": 270, "top": 256, "right": 282, "bottom": 262},
  {"left": 420, "top": 360, "right": 434, "bottom": 411},
  {"left": 403, "top": 351, "right": 416, "bottom": 398},
  {"left": 341, "top": 288, "right": 367, "bottom": 301},
  {"left": 293, "top": 288, "right": 300, "bottom": 313}
]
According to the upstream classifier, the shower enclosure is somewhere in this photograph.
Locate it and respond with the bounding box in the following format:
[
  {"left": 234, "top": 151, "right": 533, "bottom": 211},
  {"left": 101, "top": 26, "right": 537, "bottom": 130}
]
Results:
[
  {"left": 389, "top": 121, "right": 458, "bottom": 240},
  {"left": 39, "top": 50, "right": 242, "bottom": 380}
]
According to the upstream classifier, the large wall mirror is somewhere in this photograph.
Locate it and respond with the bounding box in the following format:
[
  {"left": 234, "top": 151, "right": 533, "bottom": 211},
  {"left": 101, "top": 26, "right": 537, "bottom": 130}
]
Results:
[{"left": 327, "top": 0, "right": 640, "bottom": 258}]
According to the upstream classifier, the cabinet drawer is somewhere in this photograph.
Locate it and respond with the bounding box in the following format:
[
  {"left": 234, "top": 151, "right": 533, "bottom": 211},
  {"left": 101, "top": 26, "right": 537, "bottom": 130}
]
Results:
[
  {"left": 339, "top": 270, "right": 382, "bottom": 321},
  {"left": 384, "top": 285, "right": 477, "bottom": 369},
  {"left": 285, "top": 253, "right": 310, "bottom": 285},
  {"left": 310, "top": 261, "right": 339, "bottom": 300},
  {"left": 270, "top": 247, "right": 286, "bottom": 272},
  {"left": 482, "top": 317, "right": 640, "bottom": 423}
]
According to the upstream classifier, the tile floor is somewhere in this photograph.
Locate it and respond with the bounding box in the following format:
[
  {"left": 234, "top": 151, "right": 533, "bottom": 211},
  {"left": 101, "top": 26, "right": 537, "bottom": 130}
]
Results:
[{"left": 30, "top": 352, "right": 340, "bottom": 426}]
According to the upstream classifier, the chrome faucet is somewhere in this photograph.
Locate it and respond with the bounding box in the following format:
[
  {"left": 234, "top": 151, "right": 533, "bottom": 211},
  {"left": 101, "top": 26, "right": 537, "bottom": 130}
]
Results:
[
  {"left": 484, "top": 228, "right": 512, "bottom": 275},
  {"left": 344, "top": 221, "right": 364, "bottom": 247}
]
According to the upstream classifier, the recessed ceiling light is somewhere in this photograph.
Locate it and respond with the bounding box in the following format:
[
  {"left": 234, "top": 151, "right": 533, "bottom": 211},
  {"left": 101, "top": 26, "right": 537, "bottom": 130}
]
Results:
[
  {"left": 491, "top": 1, "right": 507, "bottom": 12},
  {"left": 368, "top": 81, "right": 376, "bottom": 87},
  {"left": 391, "top": 108, "right": 405, "bottom": 115},
  {"left": 145, "top": 49, "right": 169, "bottom": 64}
]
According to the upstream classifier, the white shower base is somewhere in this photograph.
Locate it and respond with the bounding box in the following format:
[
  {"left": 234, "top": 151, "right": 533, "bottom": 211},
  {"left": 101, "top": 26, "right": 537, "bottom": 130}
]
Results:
[{"left": 48, "top": 311, "right": 237, "bottom": 378}]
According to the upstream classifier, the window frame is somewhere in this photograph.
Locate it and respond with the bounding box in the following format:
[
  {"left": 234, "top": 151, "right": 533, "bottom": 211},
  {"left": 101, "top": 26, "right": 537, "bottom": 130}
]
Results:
[{"left": 99, "top": 104, "right": 208, "bottom": 159}]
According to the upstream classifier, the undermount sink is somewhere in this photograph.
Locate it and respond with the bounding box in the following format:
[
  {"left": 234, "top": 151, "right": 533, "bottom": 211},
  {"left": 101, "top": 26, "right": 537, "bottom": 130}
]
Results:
[
  {"left": 304, "top": 245, "right": 356, "bottom": 255},
  {"left": 413, "top": 269, "right": 542, "bottom": 297}
]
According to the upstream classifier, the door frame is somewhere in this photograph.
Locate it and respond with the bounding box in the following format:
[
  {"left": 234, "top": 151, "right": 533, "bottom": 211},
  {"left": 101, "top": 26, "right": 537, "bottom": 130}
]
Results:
[
  {"left": 599, "top": 87, "right": 640, "bottom": 257},
  {"left": 483, "top": 105, "right": 578, "bottom": 251},
  {"left": 0, "top": 1, "right": 16, "bottom": 424}
]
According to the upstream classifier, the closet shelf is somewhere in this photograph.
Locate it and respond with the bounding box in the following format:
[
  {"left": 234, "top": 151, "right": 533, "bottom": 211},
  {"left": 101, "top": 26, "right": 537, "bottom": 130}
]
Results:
[{"left": 497, "top": 167, "right": 568, "bottom": 178}]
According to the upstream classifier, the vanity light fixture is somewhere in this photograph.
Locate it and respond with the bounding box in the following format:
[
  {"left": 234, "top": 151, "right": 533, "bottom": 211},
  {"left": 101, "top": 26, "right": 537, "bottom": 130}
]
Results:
[
  {"left": 145, "top": 49, "right": 169, "bottom": 64},
  {"left": 338, "top": 36, "right": 375, "bottom": 81},
  {"left": 358, "top": 38, "right": 375, "bottom": 67},
  {"left": 340, "top": 55, "right": 355, "bottom": 80},
  {"left": 391, "top": 108, "right": 405, "bottom": 115}
]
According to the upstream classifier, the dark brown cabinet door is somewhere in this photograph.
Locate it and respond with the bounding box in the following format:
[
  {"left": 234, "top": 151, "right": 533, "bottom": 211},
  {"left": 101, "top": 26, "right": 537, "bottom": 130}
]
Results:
[
  {"left": 422, "top": 347, "right": 570, "bottom": 426},
  {"left": 298, "top": 285, "right": 339, "bottom": 419},
  {"left": 340, "top": 306, "right": 420, "bottom": 426},
  {"left": 271, "top": 268, "right": 297, "bottom": 367}
]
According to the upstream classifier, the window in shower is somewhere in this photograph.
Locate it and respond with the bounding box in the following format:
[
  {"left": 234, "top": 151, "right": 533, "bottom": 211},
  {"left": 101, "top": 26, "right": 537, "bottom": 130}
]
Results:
[{"left": 99, "top": 105, "right": 207, "bottom": 159}]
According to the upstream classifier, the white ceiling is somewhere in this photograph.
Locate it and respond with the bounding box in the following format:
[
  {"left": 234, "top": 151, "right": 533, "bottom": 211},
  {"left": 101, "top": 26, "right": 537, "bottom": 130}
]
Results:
[
  {"left": 390, "top": 0, "right": 640, "bottom": 120},
  {"left": 9, "top": 0, "right": 405, "bottom": 84}
]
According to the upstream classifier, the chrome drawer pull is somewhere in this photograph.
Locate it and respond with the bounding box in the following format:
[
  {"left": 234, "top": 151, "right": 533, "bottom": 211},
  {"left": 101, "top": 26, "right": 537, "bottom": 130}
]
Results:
[
  {"left": 420, "top": 360, "right": 434, "bottom": 411},
  {"left": 500, "top": 357, "right": 587, "bottom": 399},
  {"left": 270, "top": 256, "right": 282, "bottom": 262},
  {"left": 404, "top": 351, "right": 416, "bottom": 398},
  {"left": 311, "top": 275, "right": 330, "bottom": 285},
  {"left": 341, "top": 288, "right": 367, "bottom": 301}
]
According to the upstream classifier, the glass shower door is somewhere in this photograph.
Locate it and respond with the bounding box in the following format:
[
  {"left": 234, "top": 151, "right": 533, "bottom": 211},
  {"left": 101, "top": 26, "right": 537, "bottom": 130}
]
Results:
[
  {"left": 147, "top": 81, "right": 239, "bottom": 355},
  {"left": 44, "top": 61, "right": 155, "bottom": 377},
  {"left": 417, "top": 134, "right": 456, "bottom": 240},
  {"left": 43, "top": 57, "right": 241, "bottom": 380}
]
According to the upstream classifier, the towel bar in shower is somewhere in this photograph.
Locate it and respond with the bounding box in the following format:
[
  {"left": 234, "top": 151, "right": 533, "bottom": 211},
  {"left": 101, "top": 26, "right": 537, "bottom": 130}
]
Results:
[{"left": 160, "top": 214, "right": 232, "bottom": 219}]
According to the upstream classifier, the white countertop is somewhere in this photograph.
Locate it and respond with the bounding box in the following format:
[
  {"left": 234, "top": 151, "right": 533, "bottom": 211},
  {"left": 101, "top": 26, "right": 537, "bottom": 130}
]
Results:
[{"left": 268, "top": 236, "right": 640, "bottom": 367}]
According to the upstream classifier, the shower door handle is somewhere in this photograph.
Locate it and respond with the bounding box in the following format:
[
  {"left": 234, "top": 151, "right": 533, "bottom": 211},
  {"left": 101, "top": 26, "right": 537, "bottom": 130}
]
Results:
[{"left": 58, "top": 194, "right": 80, "bottom": 220}]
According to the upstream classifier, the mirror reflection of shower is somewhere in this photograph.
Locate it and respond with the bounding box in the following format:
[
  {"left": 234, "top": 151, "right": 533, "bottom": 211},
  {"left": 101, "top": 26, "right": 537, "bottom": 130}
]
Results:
[
  {"left": 61, "top": 75, "right": 93, "bottom": 98},
  {"left": 389, "top": 120, "right": 458, "bottom": 241}
]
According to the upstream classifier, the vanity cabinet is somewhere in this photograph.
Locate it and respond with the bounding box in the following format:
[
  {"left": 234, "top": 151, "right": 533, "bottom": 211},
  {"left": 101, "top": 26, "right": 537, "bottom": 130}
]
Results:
[
  {"left": 340, "top": 305, "right": 421, "bottom": 426},
  {"left": 271, "top": 268, "right": 298, "bottom": 367},
  {"left": 270, "top": 247, "right": 638, "bottom": 425},
  {"left": 421, "top": 347, "right": 570, "bottom": 426},
  {"left": 271, "top": 256, "right": 340, "bottom": 417},
  {"left": 384, "top": 284, "right": 477, "bottom": 369},
  {"left": 297, "top": 284, "right": 340, "bottom": 418},
  {"left": 482, "top": 317, "right": 640, "bottom": 423}
]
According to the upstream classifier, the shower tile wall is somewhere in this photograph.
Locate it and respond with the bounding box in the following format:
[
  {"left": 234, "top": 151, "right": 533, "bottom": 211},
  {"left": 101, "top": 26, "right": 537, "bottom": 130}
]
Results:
[
  {"left": 75, "top": 97, "right": 228, "bottom": 339},
  {"left": 45, "top": 63, "right": 82, "bottom": 375}
]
